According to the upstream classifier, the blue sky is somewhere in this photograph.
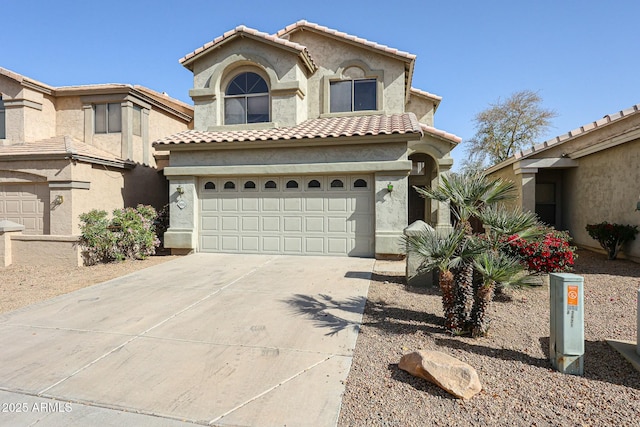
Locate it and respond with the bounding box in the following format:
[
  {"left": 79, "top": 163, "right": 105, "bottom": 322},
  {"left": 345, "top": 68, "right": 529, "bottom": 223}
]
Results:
[{"left": 2, "top": 0, "right": 638, "bottom": 170}]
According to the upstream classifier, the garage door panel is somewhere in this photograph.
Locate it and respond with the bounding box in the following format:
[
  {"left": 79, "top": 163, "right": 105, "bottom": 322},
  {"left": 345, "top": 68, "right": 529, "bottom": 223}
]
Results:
[
  {"left": 262, "top": 236, "right": 280, "bottom": 252},
  {"left": 0, "top": 183, "right": 48, "bottom": 234},
  {"left": 199, "top": 175, "right": 373, "bottom": 256},
  {"left": 221, "top": 236, "right": 239, "bottom": 251},
  {"left": 221, "top": 216, "right": 239, "bottom": 231},
  {"left": 283, "top": 237, "right": 303, "bottom": 253},
  {"left": 283, "top": 197, "right": 302, "bottom": 212},
  {"left": 201, "top": 216, "right": 218, "bottom": 231},
  {"left": 242, "top": 198, "right": 259, "bottom": 212},
  {"left": 305, "top": 237, "right": 324, "bottom": 254},
  {"left": 305, "top": 217, "right": 324, "bottom": 232},
  {"left": 221, "top": 198, "right": 238, "bottom": 212},
  {"left": 262, "top": 216, "right": 280, "bottom": 232},
  {"left": 283, "top": 216, "right": 302, "bottom": 232}
]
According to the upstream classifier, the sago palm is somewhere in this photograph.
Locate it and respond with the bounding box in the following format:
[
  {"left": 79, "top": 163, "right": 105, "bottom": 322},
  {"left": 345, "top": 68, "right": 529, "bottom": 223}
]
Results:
[
  {"left": 404, "top": 227, "right": 466, "bottom": 331},
  {"left": 471, "top": 250, "right": 527, "bottom": 337}
]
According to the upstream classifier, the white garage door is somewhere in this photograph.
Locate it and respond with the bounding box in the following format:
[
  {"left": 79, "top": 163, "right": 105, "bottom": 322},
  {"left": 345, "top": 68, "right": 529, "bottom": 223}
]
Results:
[
  {"left": 0, "top": 183, "right": 49, "bottom": 234},
  {"left": 199, "top": 175, "right": 374, "bottom": 257}
]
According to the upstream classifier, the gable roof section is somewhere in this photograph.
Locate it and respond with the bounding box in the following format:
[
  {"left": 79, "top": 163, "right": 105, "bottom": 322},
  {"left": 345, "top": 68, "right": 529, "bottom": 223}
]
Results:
[
  {"left": 0, "top": 136, "right": 135, "bottom": 169},
  {"left": 486, "top": 103, "right": 640, "bottom": 174},
  {"left": 154, "top": 113, "right": 422, "bottom": 146},
  {"left": 277, "top": 20, "right": 416, "bottom": 101},
  {"left": 179, "top": 25, "right": 317, "bottom": 73},
  {"left": 410, "top": 87, "right": 442, "bottom": 111},
  {"left": 0, "top": 67, "right": 54, "bottom": 95}
]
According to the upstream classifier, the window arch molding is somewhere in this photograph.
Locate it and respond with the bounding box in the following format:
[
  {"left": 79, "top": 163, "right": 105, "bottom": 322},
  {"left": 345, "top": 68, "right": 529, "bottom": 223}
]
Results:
[
  {"left": 321, "top": 60, "right": 384, "bottom": 115},
  {"left": 220, "top": 67, "right": 271, "bottom": 125}
]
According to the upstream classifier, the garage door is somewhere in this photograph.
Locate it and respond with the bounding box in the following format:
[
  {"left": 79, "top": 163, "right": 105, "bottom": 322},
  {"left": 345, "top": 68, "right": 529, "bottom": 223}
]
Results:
[
  {"left": 0, "top": 183, "right": 49, "bottom": 234},
  {"left": 199, "top": 175, "right": 374, "bottom": 257}
]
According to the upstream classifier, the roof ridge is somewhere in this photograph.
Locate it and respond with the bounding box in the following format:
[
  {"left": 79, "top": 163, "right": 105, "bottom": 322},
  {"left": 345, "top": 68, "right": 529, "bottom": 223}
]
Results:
[{"left": 276, "top": 20, "right": 416, "bottom": 61}]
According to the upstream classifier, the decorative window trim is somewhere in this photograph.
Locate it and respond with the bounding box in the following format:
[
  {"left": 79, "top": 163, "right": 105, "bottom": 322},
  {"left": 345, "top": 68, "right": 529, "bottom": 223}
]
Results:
[
  {"left": 285, "top": 179, "right": 300, "bottom": 191},
  {"left": 263, "top": 179, "right": 278, "bottom": 190},
  {"left": 223, "top": 70, "right": 270, "bottom": 125},
  {"left": 329, "top": 178, "right": 346, "bottom": 190},
  {"left": 243, "top": 180, "right": 258, "bottom": 191},
  {"left": 223, "top": 180, "right": 237, "bottom": 191},
  {"left": 203, "top": 181, "right": 217, "bottom": 191},
  {"left": 352, "top": 178, "right": 369, "bottom": 190}
]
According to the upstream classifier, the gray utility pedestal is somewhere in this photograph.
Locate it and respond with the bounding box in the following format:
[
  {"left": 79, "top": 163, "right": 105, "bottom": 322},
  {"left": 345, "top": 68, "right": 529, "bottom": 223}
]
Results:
[
  {"left": 403, "top": 220, "right": 436, "bottom": 287},
  {"left": 549, "top": 273, "right": 584, "bottom": 375}
]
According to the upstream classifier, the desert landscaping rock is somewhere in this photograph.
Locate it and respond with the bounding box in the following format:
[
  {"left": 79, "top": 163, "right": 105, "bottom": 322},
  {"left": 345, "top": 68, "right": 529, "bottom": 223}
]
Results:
[{"left": 399, "top": 350, "right": 482, "bottom": 399}]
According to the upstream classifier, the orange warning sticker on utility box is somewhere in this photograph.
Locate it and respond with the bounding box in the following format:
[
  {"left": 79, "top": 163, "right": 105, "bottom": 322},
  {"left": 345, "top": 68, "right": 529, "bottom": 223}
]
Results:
[{"left": 567, "top": 285, "right": 579, "bottom": 307}]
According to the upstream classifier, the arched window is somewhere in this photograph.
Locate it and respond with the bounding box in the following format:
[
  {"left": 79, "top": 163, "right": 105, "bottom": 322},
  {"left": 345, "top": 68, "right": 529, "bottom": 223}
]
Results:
[
  {"left": 244, "top": 180, "right": 256, "bottom": 189},
  {"left": 308, "top": 179, "right": 321, "bottom": 189},
  {"left": 264, "top": 180, "right": 277, "bottom": 189},
  {"left": 224, "top": 181, "right": 236, "bottom": 190},
  {"left": 224, "top": 72, "right": 269, "bottom": 125},
  {"left": 204, "top": 181, "right": 216, "bottom": 190},
  {"left": 286, "top": 180, "right": 299, "bottom": 189},
  {"left": 330, "top": 179, "right": 344, "bottom": 188},
  {"left": 354, "top": 179, "right": 368, "bottom": 188}
]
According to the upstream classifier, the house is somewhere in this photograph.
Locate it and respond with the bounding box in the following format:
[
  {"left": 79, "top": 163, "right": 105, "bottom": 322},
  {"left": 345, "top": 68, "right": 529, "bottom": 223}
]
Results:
[
  {"left": 486, "top": 104, "right": 640, "bottom": 261},
  {"left": 154, "top": 21, "right": 461, "bottom": 258},
  {"left": 0, "top": 67, "right": 193, "bottom": 266}
]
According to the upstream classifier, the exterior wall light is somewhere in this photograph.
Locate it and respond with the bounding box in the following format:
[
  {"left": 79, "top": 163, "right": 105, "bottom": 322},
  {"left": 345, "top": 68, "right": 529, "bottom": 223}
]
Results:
[
  {"left": 176, "top": 185, "right": 184, "bottom": 195},
  {"left": 387, "top": 183, "right": 394, "bottom": 192}
]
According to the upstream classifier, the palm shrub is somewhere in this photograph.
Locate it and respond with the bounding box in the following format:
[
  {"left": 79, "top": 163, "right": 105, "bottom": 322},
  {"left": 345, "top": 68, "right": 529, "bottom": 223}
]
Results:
[{"left": 408, "top": 172, "right": 541, "bottom": 337}]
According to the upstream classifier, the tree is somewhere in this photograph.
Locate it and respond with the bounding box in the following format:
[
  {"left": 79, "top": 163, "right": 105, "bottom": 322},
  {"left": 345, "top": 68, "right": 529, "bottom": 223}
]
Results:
[{"left": 465, "top": 90, "right": 557, "bottom": 168}]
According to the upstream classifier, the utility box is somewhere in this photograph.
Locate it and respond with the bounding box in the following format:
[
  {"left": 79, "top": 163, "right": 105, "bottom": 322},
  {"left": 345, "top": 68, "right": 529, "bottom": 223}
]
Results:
[{"left": 549, "top": 273, "right": 584, "bottom": 375}]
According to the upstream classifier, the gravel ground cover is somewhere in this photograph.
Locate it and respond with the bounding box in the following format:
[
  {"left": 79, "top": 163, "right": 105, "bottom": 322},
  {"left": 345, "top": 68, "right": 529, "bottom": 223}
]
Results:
[
  {"left": 339, "top": 249, "right": 640, "bottom": 427},
  {"left": 0, "top": 256, "right": 177, "bottom": 314}
]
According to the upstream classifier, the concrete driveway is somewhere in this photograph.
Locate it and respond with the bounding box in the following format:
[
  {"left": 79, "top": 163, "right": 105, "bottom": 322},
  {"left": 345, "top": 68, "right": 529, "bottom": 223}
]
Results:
[{"left": 0, "top": 254, "right": 374, "bottom": 426}]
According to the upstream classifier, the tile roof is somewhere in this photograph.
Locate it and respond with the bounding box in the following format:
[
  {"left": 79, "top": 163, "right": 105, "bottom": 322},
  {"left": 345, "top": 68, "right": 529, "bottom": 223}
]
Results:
[
  {"left": 277, "top": 20, "right": 416, "bottom": 62},
  {"left": 486, "top": 103, "right": 640, "bottom": 173},
  {"left": 0, "top": 136, "right": 133, "bottom": 167},
  {"left": 154, "top": 113, "right": 422, "bottom": 146},
  {"left": 179, "top": 25, "right": 317, "bottom": 72},
  {"left": 420, "top": 124, "right": 462, "bottom": 145},
  {"left": 410, "top": 87, "right": 443, "bottom": 102}
]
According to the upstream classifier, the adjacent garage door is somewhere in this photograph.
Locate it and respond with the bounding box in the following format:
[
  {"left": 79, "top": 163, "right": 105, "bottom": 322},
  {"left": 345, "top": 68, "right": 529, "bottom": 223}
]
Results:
[
  {"left": 199, "top": 175, "right": 374, "bottom": 257},
  {"left": 0, "top": 183, "right": 49, "bottom": 234}
]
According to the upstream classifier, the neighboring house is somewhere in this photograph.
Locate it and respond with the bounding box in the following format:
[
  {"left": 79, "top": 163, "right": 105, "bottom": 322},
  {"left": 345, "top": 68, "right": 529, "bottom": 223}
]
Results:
[
  {"left": 486, "top": 104, "right": 640, "bottom": 261},
  {"left": 0, "top": 67, "right": 193, "bottom": 265},
  {"left": 154, "top": 21, "right": 461, "bottom": 258}
]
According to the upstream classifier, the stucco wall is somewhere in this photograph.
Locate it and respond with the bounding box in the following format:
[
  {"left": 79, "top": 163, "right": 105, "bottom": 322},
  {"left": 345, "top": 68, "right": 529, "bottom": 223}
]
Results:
[
  {"left": 55, "top": 96, "right": 85, "bottom": 140},
  {"left": 169, "top": 141, "right": 407, "bottom": 168},
  {"left": 288, "top": 31, "right": 406, "bottom": 117},
  {"left": 406, "top": 96, "right": 435, "bottom": 126},
  {"left": 563, "top": 138, "right": 640, "bottom": 260},
  {"left": 486, "top": 164, "right": 522, "bottom": 211}
]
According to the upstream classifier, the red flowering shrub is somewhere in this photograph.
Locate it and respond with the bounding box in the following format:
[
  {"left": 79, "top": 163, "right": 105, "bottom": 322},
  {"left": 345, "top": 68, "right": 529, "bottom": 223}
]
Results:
[{"left": 502, "top": 228, "right": 576, "bottom": 273}]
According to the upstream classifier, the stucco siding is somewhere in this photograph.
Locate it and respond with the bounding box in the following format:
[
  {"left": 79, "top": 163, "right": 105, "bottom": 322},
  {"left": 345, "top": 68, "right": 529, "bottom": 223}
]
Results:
[
  {"left": 406, "top": 97, "right": 435, "bottom": 126},
  {"left": 487, "top": 164, "right": 522, "bottom": 211},
  {"left": 55, "top": 96, "right": 85, "bottom": 140},
  {"left": 286, "top": 31, "right": 407, "bottom": 117},
  {"left": 169, "top": 141, "right": 408, "bottom": 168},
  {"left": 563, "top": 138, "right": 640, "bottom": 260}
]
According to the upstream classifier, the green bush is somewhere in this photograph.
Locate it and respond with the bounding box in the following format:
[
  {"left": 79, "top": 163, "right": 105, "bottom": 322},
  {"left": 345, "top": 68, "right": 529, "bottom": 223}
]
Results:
[
  {"left": 79, "top": 205, "right": 160, "bottom": 265},
  {"left": 586, "top": 222, "right": 639, "bottom": 260}
]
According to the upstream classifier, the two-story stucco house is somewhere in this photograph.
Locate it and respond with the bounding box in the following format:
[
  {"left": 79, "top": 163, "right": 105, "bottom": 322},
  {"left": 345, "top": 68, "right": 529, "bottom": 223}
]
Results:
[
  {"left": 155, "top": 21, "right": 460, "bottom": 258},
  {"left": 0, "top": 67, "right": 193, "bottom": 265}
]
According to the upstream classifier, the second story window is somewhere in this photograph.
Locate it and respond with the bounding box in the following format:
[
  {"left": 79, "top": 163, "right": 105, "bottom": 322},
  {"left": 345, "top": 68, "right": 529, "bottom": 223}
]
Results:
[
  {"left": 95, "top": 103, "right": 122, "bottom": 134},
  {"left": 224, "top": 72, "right": 269, "bottom": 125},
  {"left": 0, "top": 97, "right": 5, "bottom": 139},
  {"left": 330, "top": 78, "right": 376, "bottom": 113}
]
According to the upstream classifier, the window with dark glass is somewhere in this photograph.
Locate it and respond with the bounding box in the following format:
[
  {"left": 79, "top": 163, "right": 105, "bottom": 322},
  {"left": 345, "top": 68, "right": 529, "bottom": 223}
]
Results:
[
  {"left": 204, "top": 181, "right": 216, "bottom": 190},
  {"left": 308, "top": 180, "right": 321, "bottom": 189},
  {"left": 330, "top": 79, "right": 376, "bottom": 113},
  {"left": 354, "top": 179, "right": 368, "bottom": 188},
  {"left": 330, "top": 179, "right": 344, "bottom": 188},
  {"left": 224, "top": 72, "right": 270, "bottom": 124},
  {"left": 244, "top": 180, "right": 256, "bottom": 189},
  {"left": 286, "top": 180, "right": 299, "bottom": 189},
  {"left": 224, "top": 181, "right": 236, "bottom": 190},
  {"left": 95, "top": 103, "right": 122, "bottom": 133},
  {"left": 0, "top": 97, "right": 5, "bottom": 139},
  {"left": 264, "top": 180, "right": 277, "bottom": 189}
]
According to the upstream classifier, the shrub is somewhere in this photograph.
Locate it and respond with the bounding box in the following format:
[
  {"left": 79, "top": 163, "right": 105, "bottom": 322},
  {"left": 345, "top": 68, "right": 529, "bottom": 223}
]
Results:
[
  {"left": 79, "top": 205, "right": 160, "bottom": 265},
  {"left": 503, "top": 227, "right": 576, "bottom": 273},
  {"left": 586, "top": 222, "right": 639, "bottom": 260}
]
